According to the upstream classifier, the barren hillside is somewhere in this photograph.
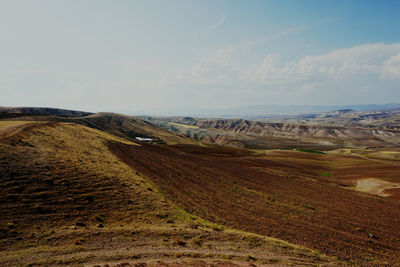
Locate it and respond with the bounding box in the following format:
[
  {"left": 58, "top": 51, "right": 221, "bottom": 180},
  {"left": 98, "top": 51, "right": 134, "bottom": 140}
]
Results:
[
  {"left": 0, "top": 107, "right": 194, "bottom": 145},
  {"left": 0, "top": 120, "right": 334, "bottom": 266},
  {"left": 148, "top": 116, "right": 400, "bottom": 149}
]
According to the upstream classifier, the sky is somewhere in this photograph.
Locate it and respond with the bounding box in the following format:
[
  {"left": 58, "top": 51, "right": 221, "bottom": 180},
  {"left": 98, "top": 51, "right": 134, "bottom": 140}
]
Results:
[{"left": 1, "top": 0, "right": 400, "bottom": 114}]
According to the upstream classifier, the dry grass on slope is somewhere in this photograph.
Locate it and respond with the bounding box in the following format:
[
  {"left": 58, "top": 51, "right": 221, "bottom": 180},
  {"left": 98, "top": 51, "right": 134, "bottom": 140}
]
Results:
[
  {"left": 0, "top": 122, "right": 173, "bottom": 230},
  {"left": 0, "top": 122, "right": 336, "bottom": 266},
  {"left": 0, "top": 111, "right": 196, "bottom": 146},
  {"left": 79, "top": 113, "right": 197, "bottom": 145}
]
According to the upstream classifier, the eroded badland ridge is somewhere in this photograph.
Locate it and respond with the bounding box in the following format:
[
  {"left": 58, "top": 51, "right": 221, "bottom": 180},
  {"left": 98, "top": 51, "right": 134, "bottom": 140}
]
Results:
[
  {"left": 145, "top": 108, "right": 400, "bottom": 150},
  {"left": 1, "top": 107, "right": 400, "bottom": 266}
]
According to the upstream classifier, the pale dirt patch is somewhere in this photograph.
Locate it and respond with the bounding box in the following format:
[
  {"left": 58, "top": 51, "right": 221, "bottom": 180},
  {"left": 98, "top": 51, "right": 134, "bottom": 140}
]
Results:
[
  {"left": 318, "top": 140, "right": 335, "bottom": 146},
  {"left": 169, "top": 122, "right": 199, "bottom": 129},
  {"left": 368, "top": 150, "right": 400, "bottom": 160},
  {"left": 0, "top": 120, "right": 44, "bottom": 137},
  {"left": 0, "top": 120, "right": 35, "bottom": 130},
  {"left": 380, "top": 151, "right": 400, "bottom": 155},
  {"left": 355, "top": 178, "right": 400, "bottom": 197}
]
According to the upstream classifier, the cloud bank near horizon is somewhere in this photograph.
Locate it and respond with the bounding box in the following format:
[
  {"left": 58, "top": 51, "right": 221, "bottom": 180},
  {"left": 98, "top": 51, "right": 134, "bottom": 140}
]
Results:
[
  {"left": 2, "top": 42, "right": 400, "bottom": 113},
  {"left": 167, "top": 42, "right": 400, "bottom": 109},
  {"left": 1, "top": 1, "right": 400, "bottom": 114}
]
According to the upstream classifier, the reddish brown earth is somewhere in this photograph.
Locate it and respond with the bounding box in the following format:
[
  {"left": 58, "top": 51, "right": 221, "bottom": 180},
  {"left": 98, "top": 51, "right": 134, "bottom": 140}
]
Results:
[
  {"left": 1, "top": 122, "right": 337, "bottom": 266},
  {"left": 109, "top": 142, "right": 400, "bottom": 265},
  {"left": 386, "top": 188, "right": 400, "bottom": 199}
]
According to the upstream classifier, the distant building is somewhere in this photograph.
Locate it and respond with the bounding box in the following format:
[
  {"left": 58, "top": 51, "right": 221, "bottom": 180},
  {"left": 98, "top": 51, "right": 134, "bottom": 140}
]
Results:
[{"left": 135, "top": 137, "right": 153, "bottom": 143}]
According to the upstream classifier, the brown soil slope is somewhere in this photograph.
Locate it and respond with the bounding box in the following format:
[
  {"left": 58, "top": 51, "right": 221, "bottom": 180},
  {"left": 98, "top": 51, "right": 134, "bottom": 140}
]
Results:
[
  {"left": 0, "top": 110, "right": 194, "bottom": 145},
  {"left": 74, "top": 113, "right": 195, "bottom": 145},
  {"left": 110, "top": 143, "right": 400, "bottom": 265},
  {"left": 0, "top": 122, "right": 334, "bottom": 266}
]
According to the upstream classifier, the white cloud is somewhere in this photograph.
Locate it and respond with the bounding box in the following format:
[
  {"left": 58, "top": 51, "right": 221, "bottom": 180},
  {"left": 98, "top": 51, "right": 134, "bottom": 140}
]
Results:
[
  {"left": 255, "top": 53, "right": 282, "bottom": 81},
  {"left": 251, "top": 43, "right": 400, "bottom": 83},
  {"left": 381, "top": 53, "right": 400, "bottom": 79},
  {"left": 5, "top": 42, "right": 399, "bottom": 111},
  {"left": 181, "top": 47, "right": 237, "bottom": 85},
  {"left": 175, "top": 43, "right": 400, "bottom": 87},
  {"left": 170, "top": 42, "right": 400, "bottom": 106}
]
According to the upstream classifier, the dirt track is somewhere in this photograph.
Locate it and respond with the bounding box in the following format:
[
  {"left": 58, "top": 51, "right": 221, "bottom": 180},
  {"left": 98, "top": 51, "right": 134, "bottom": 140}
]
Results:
[{"left": 109, "top": 142, "right": 400, "bottom": 265}]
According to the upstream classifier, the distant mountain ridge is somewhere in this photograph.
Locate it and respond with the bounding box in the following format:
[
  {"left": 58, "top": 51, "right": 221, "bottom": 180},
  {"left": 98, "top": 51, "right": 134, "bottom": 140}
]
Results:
[
  {"left": 3, "top": 104, "right": 400, "bottom": 118},
  {"left": 0, "top": 106, "right": 93, "bottom": 117},
  {"left": 210, "top": 103, "right": 400, "bottom": 117},
  {"left": 144, "top": 103, "right": 400, "bottom": 117}
]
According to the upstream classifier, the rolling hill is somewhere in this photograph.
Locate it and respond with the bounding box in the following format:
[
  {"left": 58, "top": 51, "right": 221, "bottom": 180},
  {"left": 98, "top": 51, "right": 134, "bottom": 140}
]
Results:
[
  {"left": 0, "top": 119, "right": 332, "bottom": 266},
  {"left": 0, "top": 106, "right": 93, "bottom": 118},
  {"left": 0, "top": 107, "right": 194, "bottom": 145},
  {"left": 2, "top": 107, "right": 400, "bottom": 265}
]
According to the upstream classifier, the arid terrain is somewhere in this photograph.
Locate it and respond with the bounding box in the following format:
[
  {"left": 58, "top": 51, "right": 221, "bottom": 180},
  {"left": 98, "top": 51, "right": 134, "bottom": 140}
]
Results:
[
  {"left": 109, "top": 143, "right": 400, "bottom": 265},
  {"left": 144, "top": 112, "right": 400, "bottom": 150},
  {"left": 1, "top": 107, "right": 400, "bottom": 266}
]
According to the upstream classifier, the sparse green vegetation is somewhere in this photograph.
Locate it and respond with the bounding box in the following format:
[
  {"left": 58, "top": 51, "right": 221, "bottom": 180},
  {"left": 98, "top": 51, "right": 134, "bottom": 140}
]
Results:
[
  {"left": 319, "top": 172, "right": 332, "bottom": 177},
  {"left": 296, "top": 148, "right": 326, "bottom": 154},
  {"left": 245, "top": 254, "right": 257, "bottom": 262}
]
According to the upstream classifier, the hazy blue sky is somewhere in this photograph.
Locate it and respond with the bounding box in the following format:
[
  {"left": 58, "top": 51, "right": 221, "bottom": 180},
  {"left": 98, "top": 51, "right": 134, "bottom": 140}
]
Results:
[{"left": 1, "top": 0, "right": 400, "bottom": 114}]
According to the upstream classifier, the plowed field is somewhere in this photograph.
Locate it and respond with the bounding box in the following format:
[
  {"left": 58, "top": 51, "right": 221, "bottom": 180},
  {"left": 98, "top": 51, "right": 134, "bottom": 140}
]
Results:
[
  {"left": 1, "top": 122, "right": 336, "bottom": 266},
  {"left": 109, "top": 143, "right": 400, "bottom": 265}
]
